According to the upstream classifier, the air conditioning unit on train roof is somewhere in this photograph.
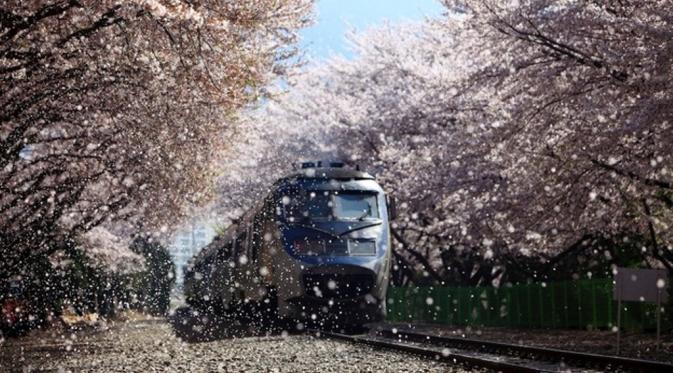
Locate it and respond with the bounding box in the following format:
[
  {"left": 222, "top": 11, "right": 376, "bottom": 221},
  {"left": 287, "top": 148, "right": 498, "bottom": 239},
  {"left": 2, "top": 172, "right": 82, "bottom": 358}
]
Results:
[{"left": 300, "top": 160, "right": 346, "bottom": 169}]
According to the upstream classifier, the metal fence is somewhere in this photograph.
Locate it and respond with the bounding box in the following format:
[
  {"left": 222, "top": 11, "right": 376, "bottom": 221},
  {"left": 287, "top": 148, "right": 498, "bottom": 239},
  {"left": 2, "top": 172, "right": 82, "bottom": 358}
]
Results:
[{"left": 386, "top": 279, "right": 670, "bottom": 331}]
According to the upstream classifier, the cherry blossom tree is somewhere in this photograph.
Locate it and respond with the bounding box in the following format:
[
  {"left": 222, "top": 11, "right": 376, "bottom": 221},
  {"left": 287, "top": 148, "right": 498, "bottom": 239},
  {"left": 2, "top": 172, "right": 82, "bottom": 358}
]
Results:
[
  {"left": 34, "top": 227, "right": 145, "bottom": 317},
  {"left": 75, "top": 227, "right": 144, "bottom": 275},
  {"left": 454, "top": 0, "right": 673, "bottom": 273},
  {"left": 0, "top": 1, "right": 312, "bottom": 283}
]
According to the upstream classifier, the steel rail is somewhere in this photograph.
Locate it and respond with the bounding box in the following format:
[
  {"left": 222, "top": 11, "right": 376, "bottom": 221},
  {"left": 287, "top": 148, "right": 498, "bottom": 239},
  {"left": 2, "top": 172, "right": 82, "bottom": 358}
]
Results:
[
  {"left": 374, "top": 327, "right": 673, "bottom": 373},
  {"left": 309, "top": 329, "right": 558, "bottom": 373}
]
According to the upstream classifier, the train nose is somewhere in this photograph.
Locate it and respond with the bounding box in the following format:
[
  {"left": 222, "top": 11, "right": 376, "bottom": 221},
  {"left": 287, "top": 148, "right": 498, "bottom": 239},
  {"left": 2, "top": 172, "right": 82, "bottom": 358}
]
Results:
[{"left": 302, "top": 265, "right": 376, "bottom": 300}]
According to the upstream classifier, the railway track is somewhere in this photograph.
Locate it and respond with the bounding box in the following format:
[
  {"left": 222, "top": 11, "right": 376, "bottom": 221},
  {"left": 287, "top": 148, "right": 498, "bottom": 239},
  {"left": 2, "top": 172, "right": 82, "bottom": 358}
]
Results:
[{"left": 309, "top": 327, "right": 673, "bottom": 372}]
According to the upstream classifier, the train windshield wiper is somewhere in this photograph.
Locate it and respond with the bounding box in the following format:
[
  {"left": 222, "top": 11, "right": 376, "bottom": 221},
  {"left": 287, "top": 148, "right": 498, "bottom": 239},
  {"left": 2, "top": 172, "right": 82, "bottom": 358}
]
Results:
[{"left": 356, "top": 207, "right": 371, "bottom": 221}]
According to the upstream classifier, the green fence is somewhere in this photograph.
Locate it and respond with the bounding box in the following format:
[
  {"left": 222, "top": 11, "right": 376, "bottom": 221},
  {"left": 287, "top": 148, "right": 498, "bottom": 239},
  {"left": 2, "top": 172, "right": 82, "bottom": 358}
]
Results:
[{"left": 387, "top": 279, "right": 670, "bottom": 331}]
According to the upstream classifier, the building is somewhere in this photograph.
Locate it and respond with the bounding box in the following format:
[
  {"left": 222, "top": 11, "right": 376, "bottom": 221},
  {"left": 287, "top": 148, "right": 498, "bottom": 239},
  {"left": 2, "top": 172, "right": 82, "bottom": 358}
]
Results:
[{"left": 168, "top": 222, "right": 216, "bottom": 287}]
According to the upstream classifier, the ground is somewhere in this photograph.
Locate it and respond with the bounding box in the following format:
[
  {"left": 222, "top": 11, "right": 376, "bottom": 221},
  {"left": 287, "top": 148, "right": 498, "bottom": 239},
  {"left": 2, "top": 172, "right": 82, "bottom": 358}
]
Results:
[
  {"left": 3, "top": 315, "right": 670, "bottom": 372},
  {"left": 0, "top": 319, "right": 476, "bottom": 372}
]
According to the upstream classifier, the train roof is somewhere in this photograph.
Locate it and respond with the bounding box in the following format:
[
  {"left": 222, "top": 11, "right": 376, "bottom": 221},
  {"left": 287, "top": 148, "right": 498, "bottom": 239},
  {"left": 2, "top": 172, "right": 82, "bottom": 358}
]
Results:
[{"left": 279, "top": 166, "right": 375, "bottom": 183}]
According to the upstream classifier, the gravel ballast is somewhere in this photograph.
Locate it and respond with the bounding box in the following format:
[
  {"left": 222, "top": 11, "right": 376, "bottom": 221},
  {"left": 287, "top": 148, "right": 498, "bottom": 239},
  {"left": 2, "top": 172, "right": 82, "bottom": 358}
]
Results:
[{"left": 1, "top": 320, "right": 479, "bottom": 372}]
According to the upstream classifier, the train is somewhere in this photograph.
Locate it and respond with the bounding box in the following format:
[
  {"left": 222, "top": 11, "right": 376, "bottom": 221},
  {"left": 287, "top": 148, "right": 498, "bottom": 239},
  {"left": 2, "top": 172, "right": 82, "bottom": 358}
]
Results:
[{"left": 184, "top": 161, "right": 395, "bottom": 327}]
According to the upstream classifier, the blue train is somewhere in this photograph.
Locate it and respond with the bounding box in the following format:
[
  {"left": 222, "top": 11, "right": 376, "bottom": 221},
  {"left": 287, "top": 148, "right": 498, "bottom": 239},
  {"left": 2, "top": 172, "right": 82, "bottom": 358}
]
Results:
[{"left": 184, "top": 162, "right": 394, "bottom": 327}]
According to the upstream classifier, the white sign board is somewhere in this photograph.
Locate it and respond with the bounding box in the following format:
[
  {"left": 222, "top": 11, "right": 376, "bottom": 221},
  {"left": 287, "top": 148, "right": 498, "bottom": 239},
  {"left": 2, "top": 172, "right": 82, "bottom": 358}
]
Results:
[{"left": 614, "top": 267, "right": 668, "bottom": 303}]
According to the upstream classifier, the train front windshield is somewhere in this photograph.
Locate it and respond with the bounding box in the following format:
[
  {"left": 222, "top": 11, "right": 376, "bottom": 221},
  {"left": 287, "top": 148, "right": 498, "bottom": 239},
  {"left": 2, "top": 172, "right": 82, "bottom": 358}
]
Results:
[{"left": 283, "top": 191, "right": 380, "bottom": 221}]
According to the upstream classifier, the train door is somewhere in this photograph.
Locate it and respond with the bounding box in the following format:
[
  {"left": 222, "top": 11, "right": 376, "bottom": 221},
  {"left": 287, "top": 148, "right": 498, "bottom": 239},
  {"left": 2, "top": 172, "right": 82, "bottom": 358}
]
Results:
[
  {"left": 243, "top": 224, "right": 264, "bottom": 300},
  {"left": 214, "top": 241, "right": 234, "bottom": 308},
  {"left": 246, "top": 221, "right": 266, "bottom": 301}
]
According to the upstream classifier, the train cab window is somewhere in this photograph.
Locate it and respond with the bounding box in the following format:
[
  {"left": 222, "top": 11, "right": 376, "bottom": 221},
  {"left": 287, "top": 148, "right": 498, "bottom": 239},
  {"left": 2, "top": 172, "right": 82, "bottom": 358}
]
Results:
[
  {"left": 281, "top": 194, "right": 304, "bottom": 221},
  {"left": 333, "top": 192, "right": 379, "bottom": 220},
  {"left": 305, "top": 192, "right": 332, "bottom": 217},
  {"left": 282, "top": 191, "right": 331, "bottom": 221},
  {"left": 281, "top": 190, "right": 380, "bottom": 221}
]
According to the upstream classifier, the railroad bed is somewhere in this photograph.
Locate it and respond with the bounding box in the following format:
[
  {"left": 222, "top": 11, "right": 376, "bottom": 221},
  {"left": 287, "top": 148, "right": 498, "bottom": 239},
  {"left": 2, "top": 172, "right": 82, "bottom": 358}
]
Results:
[
  {"left": 309, "top": 326, "right": 673, "bottom": 373},
  {"left": 0, "top": 320, "right": 475, "bottom": 372},
  {"left": 4, "top": 318, "right": 672, "bottom": 372}
]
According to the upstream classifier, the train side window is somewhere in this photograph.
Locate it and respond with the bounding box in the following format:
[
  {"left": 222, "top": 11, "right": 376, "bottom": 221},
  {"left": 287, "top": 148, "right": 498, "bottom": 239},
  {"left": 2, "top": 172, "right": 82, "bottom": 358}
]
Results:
[
  {"left": 236, "top": 230, "right": 248, "bottom": 261},
  {"left": 246, "top": 226, "right": 253, "bottom": 260}
]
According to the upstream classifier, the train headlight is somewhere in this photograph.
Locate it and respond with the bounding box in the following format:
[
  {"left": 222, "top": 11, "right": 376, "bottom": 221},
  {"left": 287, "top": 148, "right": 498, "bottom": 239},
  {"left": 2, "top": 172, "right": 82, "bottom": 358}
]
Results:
[
  {"left": 292, "top": 239, "right": 326, "bottom": 256},
  {"left": 292, "top": 238, "right": 375, "bottom": 256}
]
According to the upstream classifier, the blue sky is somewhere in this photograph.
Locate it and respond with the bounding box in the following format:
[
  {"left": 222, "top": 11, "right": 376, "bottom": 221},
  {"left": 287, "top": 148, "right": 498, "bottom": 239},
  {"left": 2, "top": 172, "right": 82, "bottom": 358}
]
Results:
[{"left": 300, "top": 0, "right": 444, "bottom": 59}]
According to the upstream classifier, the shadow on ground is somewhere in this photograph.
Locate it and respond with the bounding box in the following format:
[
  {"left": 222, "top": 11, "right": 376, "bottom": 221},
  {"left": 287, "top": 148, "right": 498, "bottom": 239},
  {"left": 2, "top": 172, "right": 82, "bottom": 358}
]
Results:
[
  {"left": 169, "top": 306, "right": 296, "bottom": 343},
  {"left": 169, "top": 306, "right": 369, "bottom": 343}
]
